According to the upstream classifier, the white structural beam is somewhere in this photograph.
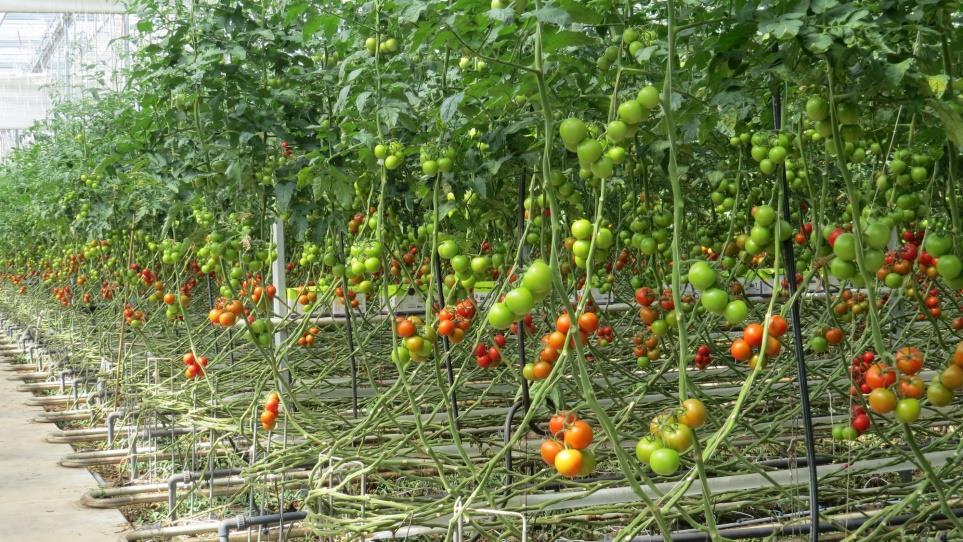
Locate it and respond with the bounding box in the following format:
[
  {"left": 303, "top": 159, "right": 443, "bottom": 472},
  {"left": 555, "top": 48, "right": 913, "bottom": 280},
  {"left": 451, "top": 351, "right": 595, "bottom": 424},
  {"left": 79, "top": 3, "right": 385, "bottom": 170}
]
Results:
[
  {"left": 0, "top": 0, "right": 124, "bottom": 13},
  {"left": 0, "top": 74, "right": 50, "bottom": 130}
]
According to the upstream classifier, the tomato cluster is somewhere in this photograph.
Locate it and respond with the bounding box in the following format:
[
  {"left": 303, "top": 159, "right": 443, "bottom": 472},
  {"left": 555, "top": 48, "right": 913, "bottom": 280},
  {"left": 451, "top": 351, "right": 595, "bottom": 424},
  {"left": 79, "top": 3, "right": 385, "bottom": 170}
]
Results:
[
  {"left": 259, "top": 392, "right": 280, "bottom": 431},
  {"left": 182, "top": 351, "right": 208, "bottom": 379},
  {"left": 540, "top": 413, "right": 596, "bottom": 478},
  {"left": 729, "top": 317, "right": 787, "bottom": 369},
  {"left": 636, "top": 399, "right": 707, "bottom": 476}
]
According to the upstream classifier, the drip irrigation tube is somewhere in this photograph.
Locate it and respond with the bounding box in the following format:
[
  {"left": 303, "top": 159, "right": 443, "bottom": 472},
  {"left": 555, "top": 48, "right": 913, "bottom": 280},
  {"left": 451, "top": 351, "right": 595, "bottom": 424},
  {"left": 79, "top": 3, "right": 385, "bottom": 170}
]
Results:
[
  {"left": 772, "top": 75, "right": 820, "bottom": 541},
  {"left": 627, "top": 506, "right": 963, "bottom": 541}
]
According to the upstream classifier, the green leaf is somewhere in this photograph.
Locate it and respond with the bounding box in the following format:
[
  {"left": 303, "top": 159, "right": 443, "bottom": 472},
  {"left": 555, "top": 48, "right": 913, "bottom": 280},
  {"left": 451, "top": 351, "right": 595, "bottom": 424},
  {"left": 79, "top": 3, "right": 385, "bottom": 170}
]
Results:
[
  {"left": 802, "top": 32, "right": 833, "bottom": 54},
  {"left": 136, "top": 19, "right": 153, "bottom": 33},
  {"left": 284, "top": 2, "right": 309, "bottom": 25},
  {"left": 810, "top": 0, "right": 838, "bottom": 13},
  {"left": 926, "top": 74, "right": 950, "bottom": 98},
  {"left": 929, "top": 100, "right": 963, "bottom": 149},
  {"left": 542, "top": 30, "right": 594, "bottom": 52},
  {"left": 275, "top": 183, "right": 295, "bottom": 212},
  {"left": 758, "top": 16, "right": 803, "bottom": 40},
  {"left": 526, "top": 6, "right": 569, "bottom": 26},
  {"left": 885, "top": 58, "right": 913, "bottom": 86},
  {"left": 303, "top": 14, "right": 338, "bottom": 41},
  {"left": 440, "top": 92, "right": 464, "bottom": 124}
]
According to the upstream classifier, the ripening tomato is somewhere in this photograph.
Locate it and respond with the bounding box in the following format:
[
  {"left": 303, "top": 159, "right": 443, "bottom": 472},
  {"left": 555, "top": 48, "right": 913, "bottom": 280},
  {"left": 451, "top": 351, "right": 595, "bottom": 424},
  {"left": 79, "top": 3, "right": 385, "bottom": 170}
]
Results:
[
  {"left": 677, "top": 398, "right": 707, "bottom": 428},
  {"left": 825, "top": 327, "right": 844, "bottom": 345},
  {"left": 865, "top": 364, "right": 896, "bottom": 389},
  {"left": 899, "top": 377, "right": 925, "bottom": 399},
  {"left": 662, "top": 423, "right": 694, "bottom": 453},
  {"left": 764, "top": 336, "right": 781, "bottom": 357},
  {"left": 259, "top": 409, "right": 277, "bottom": 430},
  {"left": 554, "top": 449, "right": 583, "bottom": 477},
  {"left": 940, "top": 365, "right": 963, "bottom": 390},
  {"left": 868, "top": 387, "right": 897, "bottom": 414},
  {"left": 951, "top": 341, "right": 963, "bottom": 368},
  {"left": 564, "top": 420, "right": 594, "bottom": 450},
  {"left": 895, "top": 346, "right": 923, "bottom": 375}
]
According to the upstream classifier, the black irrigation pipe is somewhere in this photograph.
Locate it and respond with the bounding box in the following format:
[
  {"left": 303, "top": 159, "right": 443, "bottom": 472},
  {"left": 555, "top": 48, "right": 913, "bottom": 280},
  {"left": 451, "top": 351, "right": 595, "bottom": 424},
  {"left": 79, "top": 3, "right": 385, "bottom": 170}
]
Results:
[
  {"left": 337, "top": 231, "right": 360, "bottom": 419},
  {"left": 773, "top": 74, "right": 820, "bottom": 541},
  {"left": 627, "top": 506, "right": 963, "bottom": 541}
]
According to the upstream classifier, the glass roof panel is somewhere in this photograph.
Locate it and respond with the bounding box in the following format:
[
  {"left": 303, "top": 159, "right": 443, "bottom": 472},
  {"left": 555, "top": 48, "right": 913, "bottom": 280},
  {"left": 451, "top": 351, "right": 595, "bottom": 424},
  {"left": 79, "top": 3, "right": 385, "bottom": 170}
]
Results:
[{"left": 0, "top": 13, "right": 59, "bottom": 75}]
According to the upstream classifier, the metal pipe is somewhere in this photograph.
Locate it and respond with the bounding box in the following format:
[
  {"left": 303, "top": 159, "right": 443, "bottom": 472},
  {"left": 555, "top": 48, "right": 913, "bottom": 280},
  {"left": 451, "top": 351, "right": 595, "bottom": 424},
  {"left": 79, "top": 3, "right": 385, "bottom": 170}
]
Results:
[
  {"left": 167, "top": 468, "right": 243, "bottom": 519},
  {"left": 217, "top": 511, "right": 307, "bottom": 542}
]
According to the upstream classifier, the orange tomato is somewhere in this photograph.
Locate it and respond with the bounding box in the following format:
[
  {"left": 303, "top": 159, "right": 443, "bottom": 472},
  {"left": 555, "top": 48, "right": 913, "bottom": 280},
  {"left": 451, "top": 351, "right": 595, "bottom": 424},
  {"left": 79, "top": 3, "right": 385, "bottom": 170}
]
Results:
[
  {"left": 895, "top": 346, "right": 923, "bottom": 375},
  {"left": 824, "top": 327, "right": 844, "bottom": 345},
  {"left": 540, "top": 439, "right": 563, "bottom": 466},
  {"left": 743, "top": 323, "right": 764, "bottom": 347},
  {"left": 556, "top": 313, "right": 572, "bottom": 334},
  {"left": 577, "top": 312, "right": 599, "bottom": 334},
  {"left": 768, "top": 315, "right": 789, "bottom": 337},
  {"left": 396, "top": 319, "right": 416, "bottom": 338},
  {"left": 730, "top": 338, "right": 752, "bottom": 361},
  {"left": 564, "top": 420, "right": 594, "bottom": 450}
]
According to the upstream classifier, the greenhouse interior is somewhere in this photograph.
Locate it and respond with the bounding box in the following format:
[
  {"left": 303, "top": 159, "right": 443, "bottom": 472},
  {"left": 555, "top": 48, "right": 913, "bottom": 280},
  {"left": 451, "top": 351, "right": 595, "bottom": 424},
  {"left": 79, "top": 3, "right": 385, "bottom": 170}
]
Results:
[{"left": 0, "top": 0, "right": 961, "bottom": 540}]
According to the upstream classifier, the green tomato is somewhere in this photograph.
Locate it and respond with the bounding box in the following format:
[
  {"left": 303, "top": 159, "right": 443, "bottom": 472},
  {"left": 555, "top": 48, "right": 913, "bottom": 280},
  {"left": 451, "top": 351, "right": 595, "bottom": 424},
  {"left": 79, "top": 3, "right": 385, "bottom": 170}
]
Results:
[
  {"left": 504, "top": 287, "right": 534, "bottom": 317},
  {"left": 936, "top": 254, "right": 962, "bottom": 280},
  {"left": 928, "top": 382, "right": 953, "bottom": 407},
  {"left": 618, "top": 100, "right": 645, "bottom": 125},
  {"left": 635, "top": 436, "right": 664, "bottom": 463},
  {"left": 924, "top": 234, "right": 952, "bottom": 257},
  {"left": 830, "top": 257, "right": 857, "bottom": 279},
  {"left": 487, "top": 302, "right": 515, "bottom": 329},
  {"left": 806, "top": 96, "right": 829, "bottom": 121},
  {"left": 648, "top": 448, "right": 680, "bottom": 476},
  {"left": 863, "top": 222, "right": 891, "bottom": 250},
  {"left": 700, "top": 288, "right": 729, "bottom": 315},
  {"left": 438, "top": 240, "right": 459, "bottom": 259},
  {"left": 571, "top": 219, "right": 593, "bottom": 240},
  {"left": 750, "top": 224, "right": 772, "bottom": 246},
  {"left": 470, "top": 256, "right": 491, "bottom": 275},
  {"left": 522, "top": 260, "right": 553, "bottom": 296},
  {"left": 895, "top": 398, "right": 921, "bottom": 423},
  {"left": 833, "top": 233, "right": 858, "bottom": 261},
  {"left": 754, "top": 205, "right": 777, "bottom": 227},
  {"left": 687, "top": 261, "right": 717, "bottom": 290},
  {"left": 577, "top": 139, "right": 603, "bottom": 165},
  {"left": 636, "top": 85, "right": 660, "bottom": 109},
  {"left": 723, "top": 300, "right": 748, "bottom": 325},
  {"left": 559, "top": 117, "right": 587, "bottom": 151}
]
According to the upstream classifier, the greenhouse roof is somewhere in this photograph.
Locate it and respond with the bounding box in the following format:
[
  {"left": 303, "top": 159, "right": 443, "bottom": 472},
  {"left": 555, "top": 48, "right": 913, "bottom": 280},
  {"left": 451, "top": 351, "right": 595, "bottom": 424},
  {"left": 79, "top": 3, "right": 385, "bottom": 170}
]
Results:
[{"left": 0, "top": 12, "right": 58, "bottom": 75}]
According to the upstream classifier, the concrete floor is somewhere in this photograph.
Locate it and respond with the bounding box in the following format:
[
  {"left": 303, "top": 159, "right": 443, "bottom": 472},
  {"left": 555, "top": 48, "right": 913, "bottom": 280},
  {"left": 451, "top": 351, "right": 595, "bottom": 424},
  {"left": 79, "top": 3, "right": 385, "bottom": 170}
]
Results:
[{"left": 0, "top": 354, "right": 128, "bottom": 541}]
